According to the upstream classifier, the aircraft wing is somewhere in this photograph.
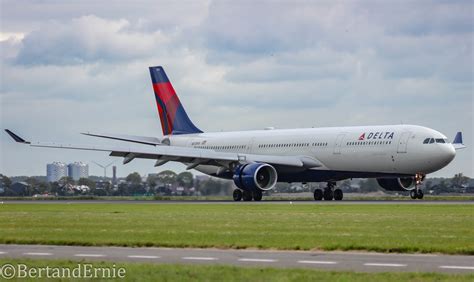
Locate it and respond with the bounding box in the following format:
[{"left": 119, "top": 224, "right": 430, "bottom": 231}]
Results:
[
  {"left": 81, "top": 132, "right": 163, "bottom": 146},
  {"left": 5, "top": 130, "right": 324, "bottom": 169}
]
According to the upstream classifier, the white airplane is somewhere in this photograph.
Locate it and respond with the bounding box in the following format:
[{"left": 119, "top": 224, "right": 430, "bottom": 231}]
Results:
[{"left": 5, "top": 66, "right": 466, "bottom": 201}]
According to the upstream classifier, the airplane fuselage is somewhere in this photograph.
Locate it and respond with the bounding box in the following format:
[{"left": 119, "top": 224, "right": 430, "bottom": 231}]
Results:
[{"left": 169, "top": 124, "right": 455, "bottom": 182}]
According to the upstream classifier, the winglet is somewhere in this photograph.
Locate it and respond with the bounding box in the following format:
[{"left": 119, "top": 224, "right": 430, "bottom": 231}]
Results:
[
  {"left": 453, "top": 132, "right": 463, "bottom": 144},
  {"left": 452, "top": 132, "right": 466, "bottom": 150},
  {"left": 4, "top": 129, "right": 30, "bottom": 144}
]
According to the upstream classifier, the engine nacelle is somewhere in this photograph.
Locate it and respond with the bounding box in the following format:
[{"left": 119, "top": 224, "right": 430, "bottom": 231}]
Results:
[
  {"left": 377, "top": 177, "right": 414, "bottom": 191},
  {"left": 233, "top": 163, "right": 278, "bottom": 191}
]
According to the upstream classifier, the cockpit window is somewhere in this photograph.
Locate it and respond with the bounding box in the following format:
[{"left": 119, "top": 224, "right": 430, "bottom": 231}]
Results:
[{"left": 424, "top": 137, "right": 447, "bottom": 144}]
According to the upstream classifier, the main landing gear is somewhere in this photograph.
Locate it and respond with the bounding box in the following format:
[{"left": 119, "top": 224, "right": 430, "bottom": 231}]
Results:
[
  {"left": 233, "top": 189, "right": 262, "bottom": 201},
  {"left": 314, "top": 182, "right": 343, "bottom": 201},
  {"left": 410, "top": 173, "right": 425, "bottom": 200}
]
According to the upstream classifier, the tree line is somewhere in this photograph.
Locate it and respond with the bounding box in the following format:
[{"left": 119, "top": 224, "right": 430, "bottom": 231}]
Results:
[
  {"left": 0, "top": 170, "right": 234, "bottom": 197},
  {"left": 0, "top": 172, "right": 471, "bottom": 196}
]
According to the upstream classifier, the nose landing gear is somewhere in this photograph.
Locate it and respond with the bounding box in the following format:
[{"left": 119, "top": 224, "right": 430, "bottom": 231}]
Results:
[
  {"left": 410, "top": 173, "right": 426, "bottom": 200},
  {"left": 410, "top": 189, "right": 424, "bottom": 199}
]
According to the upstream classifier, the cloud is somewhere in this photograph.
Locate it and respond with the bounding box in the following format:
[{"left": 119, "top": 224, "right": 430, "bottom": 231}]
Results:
[
  {"left": 15, "top": 15, "right": 170, "bottom": 65},
  {"left": 1, "top": 0, "right": 210, "bottom": 34},
  {"left": 223, "top": 48, "right": 357, "bottom": 83}
]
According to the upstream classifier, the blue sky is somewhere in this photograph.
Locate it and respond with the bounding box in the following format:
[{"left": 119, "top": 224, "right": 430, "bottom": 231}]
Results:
[{"left": 1, "top": 0, "right": 472, "bottom": 178}]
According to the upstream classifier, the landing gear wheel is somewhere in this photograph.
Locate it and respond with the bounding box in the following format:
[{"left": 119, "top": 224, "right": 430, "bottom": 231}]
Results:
[
  {"left": 252, "top": 190, "right": 263, "bottom": 201},
  {"left": 313, "top": 189, "right": 323, "bottom": 201},
  {"left": 242, "top": 190, "right": 253, "bottom": 201},
  {"left": 334, "top": 189, "right": 343, "bottom": 201},
  {"left": 410, "top": 190, "right": 417, "bottom": 199},
  {"left": 233, "top": 189, "right": 242, "bottom": 201},
  {"left": 416, "top": 189, "right": 424, "bottom": 199},
  {"left": 323, "top": 189, "right": 334, "bottom": 201}
]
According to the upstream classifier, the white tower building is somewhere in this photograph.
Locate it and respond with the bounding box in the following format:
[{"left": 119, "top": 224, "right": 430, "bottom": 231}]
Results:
[
  {"left": 46, "top": 162, "right": 68, "bottom": 182},
  {"left": 68, "top": 162, "right": 89, "bottom": 181}
]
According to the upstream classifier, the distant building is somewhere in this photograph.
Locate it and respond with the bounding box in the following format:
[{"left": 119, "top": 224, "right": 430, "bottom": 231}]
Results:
[
  {"left": 112, "top": 166, "right": 117, "bottom": 185},
  {"left": 47, "top": 162, "right": 68, "bottom": 182},
  {"left": 68, "top": 162, "right": 89, "bottom": 181},
  {"left": 0, "top": 175, "right": 5, "bottom": 194}
]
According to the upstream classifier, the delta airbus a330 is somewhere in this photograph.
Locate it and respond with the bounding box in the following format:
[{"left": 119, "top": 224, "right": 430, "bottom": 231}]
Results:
[{"left": 6, "top": 66, "right": 466, "bottom": 201}]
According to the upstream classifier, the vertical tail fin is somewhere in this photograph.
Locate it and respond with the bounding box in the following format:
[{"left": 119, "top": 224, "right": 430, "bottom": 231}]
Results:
[{"left": 149, "top": 66, "right": 203, "bottom": 136}]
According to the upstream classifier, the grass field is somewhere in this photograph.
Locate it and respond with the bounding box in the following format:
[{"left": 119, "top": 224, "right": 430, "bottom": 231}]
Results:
[
  {"left": 1, "top": 259, "right": 472, "bottom": 282},
  {"left": 0, "top": 203, "right": 472, "bottom": 254}
]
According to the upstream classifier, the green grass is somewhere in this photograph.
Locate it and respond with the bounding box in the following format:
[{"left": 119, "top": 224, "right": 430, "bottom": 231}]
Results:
[
  {"left": 0, "top": 203, "right": 473, "bottom": 254},
  {"left": 0, "top": 259, "right": 472, "bottom": 282}
]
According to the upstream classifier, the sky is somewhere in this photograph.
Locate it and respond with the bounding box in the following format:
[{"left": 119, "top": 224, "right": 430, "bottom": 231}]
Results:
[{"left": 0, "top": 0, "right": 472, "bottom": 178}]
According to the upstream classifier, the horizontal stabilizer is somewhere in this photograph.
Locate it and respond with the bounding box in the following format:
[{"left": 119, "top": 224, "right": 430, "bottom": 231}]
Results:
[{"left": 453, "top": 144, "right": 466, "bottom": 150}]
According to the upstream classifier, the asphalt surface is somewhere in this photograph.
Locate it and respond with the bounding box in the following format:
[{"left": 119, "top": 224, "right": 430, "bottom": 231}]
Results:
[
  {"left": 0, "top": 245, "right": 473, "bottom": 273},
  {"left": 1, "top": 200, "right": 473, "bottom": 205}
]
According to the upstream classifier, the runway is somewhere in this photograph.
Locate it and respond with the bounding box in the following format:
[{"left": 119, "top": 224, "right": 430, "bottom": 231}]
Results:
[
  {"left": 0, "top": 244, "right": 473, "bottom": 273},
  {"left": 1, "top": 200, "right": 473, "bottom": 205}
]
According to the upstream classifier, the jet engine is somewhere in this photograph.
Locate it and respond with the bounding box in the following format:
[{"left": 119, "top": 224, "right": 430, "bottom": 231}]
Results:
[
  {"left": 376, "top": 177, "right": 414, "bottom": 191},
  {"left": 233, "top": 163, "right": 278, "bottom": 191}
]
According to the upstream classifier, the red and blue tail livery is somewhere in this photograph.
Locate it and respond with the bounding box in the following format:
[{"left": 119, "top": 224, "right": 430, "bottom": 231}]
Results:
[{"left": 149, "top": 66, "right": 202, "bottom": 136}]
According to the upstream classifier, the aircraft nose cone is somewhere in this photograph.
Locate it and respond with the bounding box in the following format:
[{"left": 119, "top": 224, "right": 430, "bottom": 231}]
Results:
[{"left": 440, "top": 145, "right": 456, "bottom": 165}]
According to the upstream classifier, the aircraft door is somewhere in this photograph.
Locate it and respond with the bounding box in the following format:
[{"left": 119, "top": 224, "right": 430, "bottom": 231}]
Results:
[
  {"left": 247, "top": 137, "right": 256, "bottom": 154},
  {"left": 397, "top": 132, "right": 410, "bottom": 153},
  {"left": 333, "top": 134, "right": 346, "bottom": 154}
]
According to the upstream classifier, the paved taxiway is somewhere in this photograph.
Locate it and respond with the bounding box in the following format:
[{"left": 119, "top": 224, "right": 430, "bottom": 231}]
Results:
[
  {"left": 1, "top": 200, "right": 473, "bottom": 205},
  {"left": 1, "top": 245, "right": 473, "bottom": 273}
]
